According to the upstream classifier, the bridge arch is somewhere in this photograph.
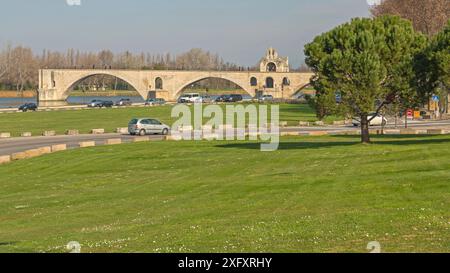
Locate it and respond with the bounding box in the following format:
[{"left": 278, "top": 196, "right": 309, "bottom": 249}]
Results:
[
  {"left": 174, "top": 76, "right": 254, "bottom": 98},
  {"left": 62, "top": 72, "right": 144, "bottom": 100},
  {"left": 291, "top": 83, "right": 312, "bottom": 97}
]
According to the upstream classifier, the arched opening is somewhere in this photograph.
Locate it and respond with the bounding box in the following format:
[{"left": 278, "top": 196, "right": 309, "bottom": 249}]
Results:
[
  {"left": 291, "top": 83, "right": 315, "bottom": 99},
  {"left": 265, "top": 77, "right": 274, "bottom": 89},
  {"left": 155, "top": 77, "right": 163, "bottom": 90},
  {"left": 177, "top": 77, "right": 252, "bottom": 100},
  {"left": 267, "top": 62, "right": 277, "bottom": 72},
  {"left": 65, "top": 74, "right": 143, "bottom": 105},
  {"left": 282, "top": 77, "right": 290, "bottom": 86},
  {"left": 250, "top": 77, "right": 258, "bottom": 87}
]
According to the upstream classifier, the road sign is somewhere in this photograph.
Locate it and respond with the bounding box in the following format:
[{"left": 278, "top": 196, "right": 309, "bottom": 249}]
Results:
[
  {"left": 414, "top": 111, "right": 421, "bottom": 119},
  {"left": 407, "top": 109, "right": 414, "bottom": 120},
  {"left": 432, "top": 95, "right": 440, "bottom": 102}
]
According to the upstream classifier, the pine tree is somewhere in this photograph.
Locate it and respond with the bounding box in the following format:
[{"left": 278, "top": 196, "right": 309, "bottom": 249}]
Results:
[{"left": 305, "top": 16, "right": 427, "bottom": 143}]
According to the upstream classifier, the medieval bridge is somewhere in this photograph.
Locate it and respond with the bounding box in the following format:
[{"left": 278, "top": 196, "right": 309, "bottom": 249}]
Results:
[{"left": 38, "top": 48, "right": 313, "bottom": 105}]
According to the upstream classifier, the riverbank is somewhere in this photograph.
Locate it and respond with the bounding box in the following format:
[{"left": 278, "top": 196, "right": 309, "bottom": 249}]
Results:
[{"left": 0, "top": 90, "right": 36, "bottom": 98}]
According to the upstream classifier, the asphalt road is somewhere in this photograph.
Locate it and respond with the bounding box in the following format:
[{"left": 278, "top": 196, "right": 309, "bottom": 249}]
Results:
[
  {"left": 0, "top": 133, "right": 163, "bottom": 156},
  {"left": 1, "top": 120, "right": 450, "bottom": 156}
]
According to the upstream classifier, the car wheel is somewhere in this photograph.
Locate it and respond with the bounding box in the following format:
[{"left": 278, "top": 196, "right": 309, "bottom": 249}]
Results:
[
  {"left": 139, "top": 129, "right": 146, "bottom": 136},
  {"left": 162, "top": 128, "right": 169, "bottom": 135}
]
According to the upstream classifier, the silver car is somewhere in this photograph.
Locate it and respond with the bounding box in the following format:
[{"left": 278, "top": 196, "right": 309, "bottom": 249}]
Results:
[{"left": 128, "top": 118, "right": 170, "bottom": 136}]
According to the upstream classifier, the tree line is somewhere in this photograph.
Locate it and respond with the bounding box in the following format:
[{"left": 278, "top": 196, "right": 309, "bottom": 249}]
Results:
[
  {"left": 0, "top": 47, "right": 249, "bottom": 92},
  {"left": 370, "top": 0, "right": 449, "bottom": 37}
]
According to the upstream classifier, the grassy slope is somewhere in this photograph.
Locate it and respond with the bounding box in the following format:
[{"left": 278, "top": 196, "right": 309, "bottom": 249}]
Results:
[
  {"left": 0, "top": 104, "right": 339, "bottom": 137},
  {"left": 0, "top": 135, "right": 449, "bottom": 253}
]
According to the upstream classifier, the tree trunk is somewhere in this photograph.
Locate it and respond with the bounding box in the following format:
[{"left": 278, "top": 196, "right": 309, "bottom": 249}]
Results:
[{"left": 360, "top": 114, "right": 370, "bottom": 144}]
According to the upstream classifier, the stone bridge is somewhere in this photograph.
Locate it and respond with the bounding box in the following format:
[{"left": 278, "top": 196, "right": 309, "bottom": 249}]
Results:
[
  {"left": 37, "top": 48, "right": 313, "bottom": 105},
  {"left": 38, "top": 69, "right": 312, "bottom": 105}
]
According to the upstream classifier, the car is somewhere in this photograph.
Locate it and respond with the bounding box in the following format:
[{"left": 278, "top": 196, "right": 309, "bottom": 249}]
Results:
[
  {"left": 178, "top": 93, "right": 202, "bottom": 103},
  {"left": 215, "top": 94, "right": 243, "bottom": 103},
  {"left": 128, "top": 118, "right": 170, "bottom": 136},
  {"left": 145, "top": 98, "right": 166, "bottom": 106},
  {"left": 87, "top": 100, "right": 113, "bottom": 108},
  {"left": 241, "top": 95, "right": 253, "bottom": 102},
  {"left": 201, "top": 95, "right": 213, "bottom": 104},
  {"left": 352, "top": 113, "right": 388, "bottom": 127},
  {"left": 227, "top": 94, "right": 243, "bottom": 102},
  {"left": 18, "top": 103, "right": 37, "bottom": 112},
  {"left": 256, "top": 94, "right": 274, "bottom": 102},
  {"left": 115, "top": 98, "right": 132, "bottom": 106},
  {"left": 215, "top": 95, "right": 230, "bottom": 103},
  {"left": 87, "top": 100, "right": 103, "bottom": 108},
  {"left": 103, "top": 100, "right": 114, "bottom": 108}
]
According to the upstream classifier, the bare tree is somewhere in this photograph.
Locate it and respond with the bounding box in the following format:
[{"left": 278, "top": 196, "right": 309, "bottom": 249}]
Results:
[
  {"left": 371, "top": 0, "right": 450, "bottom": 36},
  {"left": 0, "top": 44, "right": 11, "bottom": 81},
  {"left": 8, "top": 46, "right": 37, "bottom": 94},
  {"left": 0, "top": 45, "right": 241, "bottom": 91}
]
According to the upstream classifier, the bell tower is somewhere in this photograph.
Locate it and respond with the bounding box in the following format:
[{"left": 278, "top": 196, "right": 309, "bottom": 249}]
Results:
[{"left": 259, "top": 47, "right": 289, "bottom": 73}]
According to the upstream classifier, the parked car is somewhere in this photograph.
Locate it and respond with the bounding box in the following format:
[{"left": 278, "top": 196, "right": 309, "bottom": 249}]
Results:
[
  {"left": 87, "top": 100, "right": 113, "bottom": 108},
  {"left": 228, "top": 94, "right": 243, "bottom": 102},
  {"left": 256, "top": 94, "right": 274, "bottom": 102},
  {"left": 178, "top": 93, "right": 202, "bottom": 103},
  {"left": 215, "top": 95, "right": 230, "bottom": 103},
  {"left": 241, "top": 95, "right": 253, "bottom": 102},
  {"left": 115, "top": 98, "right": 132, "bottom": 106},
  {"left": 128, "top": 118, "right": 170, "bottom": 136},
  {"left": 19, "top": 103, "right": 37, "bottom": 112},
  {"left": 145, "top": 98, "right": 166, "bottom": 106},
  {"left": 352, "top": 113, "right": 388, "bottom": 127},
  {"left": 215, "top": 94, "right": 243, "bottom": 103},
  {"left": 201, "top": 95, "right": 213, "bottom": 104}
]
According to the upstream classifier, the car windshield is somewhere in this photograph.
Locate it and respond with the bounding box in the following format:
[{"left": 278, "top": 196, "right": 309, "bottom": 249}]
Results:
[{"left": 129, "top": 119, "right": 138, "bottom": 125}]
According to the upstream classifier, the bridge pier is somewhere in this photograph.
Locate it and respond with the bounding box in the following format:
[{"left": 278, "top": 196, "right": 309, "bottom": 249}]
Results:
[{"left": 38, "top": 89, "right": 69, "bottom": 107}]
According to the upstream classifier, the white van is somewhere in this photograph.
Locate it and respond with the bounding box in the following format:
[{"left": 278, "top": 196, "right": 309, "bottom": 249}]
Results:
[{"left": 178, "top": 93, "right": 202, "bottom": 103}]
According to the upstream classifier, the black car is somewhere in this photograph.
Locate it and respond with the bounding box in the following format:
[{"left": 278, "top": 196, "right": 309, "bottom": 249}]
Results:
[
  {"left": 19, "top": 103, "right": 38, "bottom": 112},
  {"left": 102, "top": 100, "right": 114, "bottom": 108},
  {"left": 215, "top": 95, "right": 230, "bottom": 102},
  {"left": 228, "top": 94, "right": 243, "bottom": 102}
]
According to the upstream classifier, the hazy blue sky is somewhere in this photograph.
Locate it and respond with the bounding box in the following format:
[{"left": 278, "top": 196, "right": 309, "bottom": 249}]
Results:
[{"left": 0, "top": 0, "right": 371, "bottom": 67}]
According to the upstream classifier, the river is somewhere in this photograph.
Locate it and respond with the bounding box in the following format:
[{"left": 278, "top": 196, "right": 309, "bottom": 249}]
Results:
[{"left": 0, "top": 96, "right": 145, "bottom": 109}]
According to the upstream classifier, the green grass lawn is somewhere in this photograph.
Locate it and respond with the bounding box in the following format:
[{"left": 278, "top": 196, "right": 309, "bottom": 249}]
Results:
[
  {"left": 0, "top": 135, "right": 449, "bottom": 253},
  {"left": 0, "top": 104, "right": 340, "bottom": 137}
]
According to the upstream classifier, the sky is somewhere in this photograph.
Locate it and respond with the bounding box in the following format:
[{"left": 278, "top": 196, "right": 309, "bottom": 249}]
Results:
[{"left": 0, "top": 0, "right": 372, "bottom": 67}]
